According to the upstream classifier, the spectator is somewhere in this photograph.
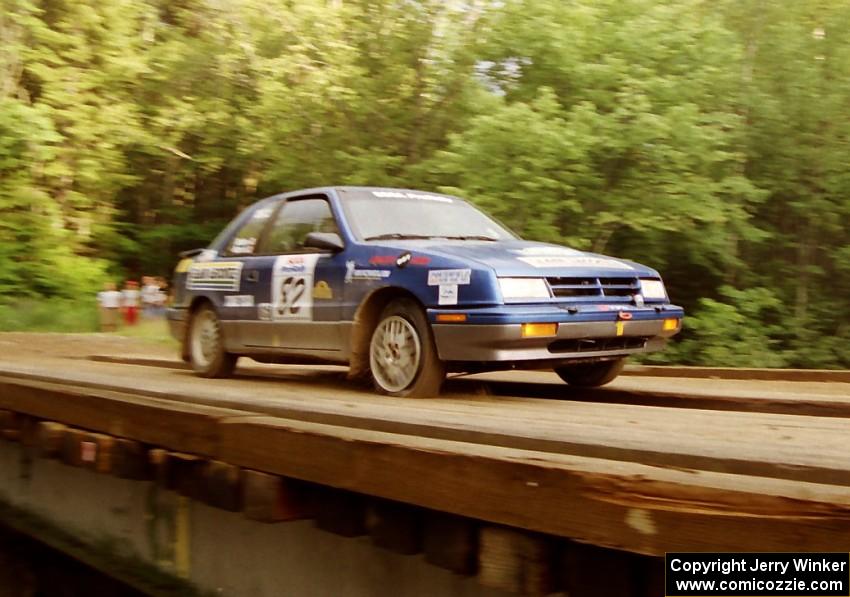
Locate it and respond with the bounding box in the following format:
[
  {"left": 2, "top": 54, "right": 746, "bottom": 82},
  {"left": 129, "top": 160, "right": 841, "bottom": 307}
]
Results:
[
  {"left": 141, "top": 276, "right": 162, "bottom": 318},
  {"left": 96, "top": 282, "right": 122, "bottom": 332},
  {"left": 122, "top": 280, "right": 141, "bottom": 326},
  {"left": 156, "top": 277, "right": 170, "bottom": 310}
]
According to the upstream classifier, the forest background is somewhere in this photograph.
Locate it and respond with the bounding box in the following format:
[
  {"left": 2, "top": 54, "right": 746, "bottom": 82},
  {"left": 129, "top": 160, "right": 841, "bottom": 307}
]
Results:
[{"left": 2, "top": 0, "right": 849, "bottom": 367}]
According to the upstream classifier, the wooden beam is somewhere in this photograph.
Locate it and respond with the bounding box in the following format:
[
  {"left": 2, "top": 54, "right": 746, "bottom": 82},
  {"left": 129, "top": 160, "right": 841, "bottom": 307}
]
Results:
[
  {"left": 241, "top": 470, "right": 311, "bottom": 523},
  {"left": 61, "top": 428, "right": 88, "bottom": 467},
  {"left": 34, "top": 422, "right": 67, "bottom": 459},
  {"left": 112, "top": 438, "right": 150, "bottom": 480},
  {"left": 201, "top": 460, "right": 241, "bottom": 512},
  {"left": 366, "top": 499, "right": 422, "bottom": 555},
  {"left": 0, "top": 377, "right": 248, "bottom": 456},
  {"left": 219, "top": 416, "right": 850, "bottom": 555},
  {"left": 477, "top": 526, "right": 553, "bottom": 595},
  {"left": 423, "top": 512, "right": 478, "bottom": 575},
  {"left": 0, "top": 409, "right": 25, "bottom": 442},
  {"left": 151, "top": 451, "right": 206, "bottom": 499}
]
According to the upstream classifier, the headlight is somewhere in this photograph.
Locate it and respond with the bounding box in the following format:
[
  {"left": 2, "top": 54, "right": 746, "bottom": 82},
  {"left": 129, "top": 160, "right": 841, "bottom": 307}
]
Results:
[
  {"left": 640, "top": 278, "right": 667, "bottom": 300},
  {"left": 499, "top": 278, "right": 550, "bottom": 301}
]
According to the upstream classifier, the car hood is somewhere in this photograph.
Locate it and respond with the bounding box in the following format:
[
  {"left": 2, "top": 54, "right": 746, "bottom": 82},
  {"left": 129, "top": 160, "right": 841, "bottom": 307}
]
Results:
[{"left": 373, "top": 239, "right": 659, "bottom": 278}]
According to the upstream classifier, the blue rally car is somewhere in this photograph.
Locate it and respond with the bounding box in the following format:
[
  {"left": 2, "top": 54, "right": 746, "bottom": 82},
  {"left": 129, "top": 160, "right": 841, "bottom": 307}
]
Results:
[{"left": 167, "top": 187, "right": 683, "bottom": 397}]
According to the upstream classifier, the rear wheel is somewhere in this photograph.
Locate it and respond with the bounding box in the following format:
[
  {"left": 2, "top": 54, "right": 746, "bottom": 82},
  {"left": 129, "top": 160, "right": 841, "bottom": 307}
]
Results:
[
  {"left": 555, "top": 358, "right": 625, "bottom": 387},
  {"left": 369, "top": 299, "right": 445, "bottom": 397},
  {"left": 189, "top": 304, "right": 237, "bottom": 378}
]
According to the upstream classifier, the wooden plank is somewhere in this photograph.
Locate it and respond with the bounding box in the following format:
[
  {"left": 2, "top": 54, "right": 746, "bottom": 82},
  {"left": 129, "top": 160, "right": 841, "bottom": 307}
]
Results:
[
  {"left": 112, "top": 438, "right": 150, "bottom": 480},
  {"left": 0, "top": 376, "right": 250, "bottom": 455},
  {"left": 13, "top": 370, "right": 850, "bottom": 489},
  {"left": 218, "top": 415, "right": 850, "bottom": 555},
  {"left": 34, "top": 422, "right": 67, "bottom": 459},
  {"left": 0, "top": 409, "right": 17, "bottom": 439},
  {"left": 18, "top": 415, "right": 38, "bottom": 448},
  {"left": 423, "top": 512, "right": 478, "bottom": 575},
  {"left": 201, "top": 461, "right": 241, "bottom": 512},
  {"left": 87, "top": 433, "right": 116, "bottom": 474},
  {"left": 61, "top": 428, "right": 87, "bottom": 467},
  {"left": 241, "top": 470, "right": 311, "bottom": 523},
  {"left": 477, "top": 526, "right": 553, "bottom": 595},
  {"left": 152, "top": 451, "right": 206, "bottom": 499},
  {"left": 5, "top": 369, "right": 850, "bottom": 488},
  {"left": 0, "top": 409, "right": 17, "bottom": 441},
  {"left": 624, "top": 364, "right": 850, "bottom": 383},
  {"left": 5, "top": 373, "right": 850, "bottom": 556}
]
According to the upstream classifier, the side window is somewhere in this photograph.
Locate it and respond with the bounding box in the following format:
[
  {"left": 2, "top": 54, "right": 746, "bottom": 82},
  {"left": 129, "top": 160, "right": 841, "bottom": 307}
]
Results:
[
  {"left": 259, "top": 198, "right": 338, "bottom": 254},
  {"left": 225, "top": 204, "right": 276, "bottom": 256}
]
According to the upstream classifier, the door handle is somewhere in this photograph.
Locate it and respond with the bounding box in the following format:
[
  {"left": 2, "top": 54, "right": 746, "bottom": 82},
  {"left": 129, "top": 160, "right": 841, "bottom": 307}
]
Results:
[{"left": 246, "top": 270, "right": 259, "bottom": 283}]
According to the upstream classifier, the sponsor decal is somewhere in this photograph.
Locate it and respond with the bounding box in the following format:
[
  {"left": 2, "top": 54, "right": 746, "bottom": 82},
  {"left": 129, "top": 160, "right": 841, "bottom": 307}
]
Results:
[
  {"left": 371, "top": 190, "right": 453, "bottom": 203},
  {"left": 396, "top": 252, "right": 413, "bottom": 267},
  {"left": 313, "top": 280, "right": 333, "bottom": 299},
  {"left": 369, "top": 254, "right": 431, "bottom": 267},
  {"left": 438, "top": 284, "right": 458, "bottom": 306},
  {"left": 511, "top": 246, "right": 581, "bottom": 257},
  {"left": 229, "top": 237, "right": 256, "bottom": 255},
  {"left": 223, "top": 294, "right": 254, "bottom": 307},
  {"left": 427, "top": 269, "right": 471, "bottom": 286},
  {"left": 369, "top": 255, "right": 396, "bottom": 265},
  {"left": 186, "top": 261, "right": 243, "bottom": 291},
  {"left": 174, "top": 258, "right": 193, "bottom": 273},
  {"left": 272, "top": 254, "right": 321, "bottom": 320},
  {"left": 345, "top": 260, "right": 391, "bottom": 283},
  {"left": 276, "top": 255, "right": 307, "bottom": 273},
  {"left": 257, "top": 303, "right": 272, "bottom": 321},
  {"left": 517, "top": 256, "right": 634, "bottom": 270}
]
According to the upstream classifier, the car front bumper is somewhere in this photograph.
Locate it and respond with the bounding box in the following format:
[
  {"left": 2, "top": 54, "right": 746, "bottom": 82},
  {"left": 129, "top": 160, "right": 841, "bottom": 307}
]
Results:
[{"left": 429, "top": 305, "right": 683, "bottom": 362}]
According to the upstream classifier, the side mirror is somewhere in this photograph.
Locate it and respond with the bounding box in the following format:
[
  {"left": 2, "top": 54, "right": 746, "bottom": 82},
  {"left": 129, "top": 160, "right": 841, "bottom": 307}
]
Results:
[{"left": 304, "top": 232, "right": 344, "bottom": 252}]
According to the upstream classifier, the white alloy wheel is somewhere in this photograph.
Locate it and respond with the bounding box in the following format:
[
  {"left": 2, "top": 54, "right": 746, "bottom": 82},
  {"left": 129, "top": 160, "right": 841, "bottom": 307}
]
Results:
[
  {"left": 369, "top": 315, "right": 422, "bottom": 393},
  {"left": 191, "top": 308, "right": 221, "bottom": 370}
]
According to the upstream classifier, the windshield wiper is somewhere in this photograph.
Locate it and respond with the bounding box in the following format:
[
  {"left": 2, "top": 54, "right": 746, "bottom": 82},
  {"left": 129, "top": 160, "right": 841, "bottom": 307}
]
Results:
[
  {"left": 364, "top": 233, "right": 436, "bottom": 241},
  {"left": 440, "top": 235, "right": 499, "bottom": 241}
]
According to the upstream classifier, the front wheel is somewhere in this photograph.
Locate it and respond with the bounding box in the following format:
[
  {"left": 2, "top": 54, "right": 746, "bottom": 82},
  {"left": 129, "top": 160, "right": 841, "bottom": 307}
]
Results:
[
  {"left": 369, "top": 299, "right": 446, "bottom": 397},
  {"left": 555, "top": 358, "right": 625, "bottom": 388},
  {"left": 189, "top": 304, "right": 237, "bottom": 378}
]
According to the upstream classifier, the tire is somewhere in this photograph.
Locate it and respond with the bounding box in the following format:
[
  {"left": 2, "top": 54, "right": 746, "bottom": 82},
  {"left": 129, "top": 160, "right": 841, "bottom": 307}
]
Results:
[
  {"left": 368, "top": 298, "right": 446, "bottom": 397},
  {"left": 188, "top": 304, "right": 237, "bottom": 378},
  {"left": 555, "top": 358, "right": 625, "bottom": 388}
]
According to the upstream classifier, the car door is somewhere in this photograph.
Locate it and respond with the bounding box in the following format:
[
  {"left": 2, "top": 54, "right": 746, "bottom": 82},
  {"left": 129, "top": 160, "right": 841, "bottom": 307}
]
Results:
[
  {"left": 211, "top": 201, "right": 279, "bottom": 350},
  {"left": 251, "top": 195, "right": 346, "bottom": 353}
]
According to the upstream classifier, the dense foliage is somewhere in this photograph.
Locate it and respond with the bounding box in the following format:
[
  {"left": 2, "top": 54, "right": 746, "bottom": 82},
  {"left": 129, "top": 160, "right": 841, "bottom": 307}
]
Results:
[{"left": 1, "top": 0, "right": 848, "bottom": 367}]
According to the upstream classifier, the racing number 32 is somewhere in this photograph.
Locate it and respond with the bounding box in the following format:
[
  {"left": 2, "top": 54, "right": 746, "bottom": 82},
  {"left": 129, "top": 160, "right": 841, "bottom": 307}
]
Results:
[{"left": 277, "top": 276, "right": 306, "bottom": 317}]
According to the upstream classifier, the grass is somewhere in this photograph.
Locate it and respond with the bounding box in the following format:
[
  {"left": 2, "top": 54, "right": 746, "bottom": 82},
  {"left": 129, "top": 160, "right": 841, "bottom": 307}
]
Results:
[
  {"left": 0, "top": 299, "right": 176, "bottom": 347},
  {"left": 0, "top": 298, "right": 99, "bottom": 333},
  {"left": 114, "top": 317, "right": 177, "bottom": 346}
]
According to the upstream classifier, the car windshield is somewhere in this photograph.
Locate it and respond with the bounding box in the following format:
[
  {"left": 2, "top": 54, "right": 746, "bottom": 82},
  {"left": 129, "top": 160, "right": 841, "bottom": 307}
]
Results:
[{"left": 340, "top": 189, "right": 517, "bottom": 241}]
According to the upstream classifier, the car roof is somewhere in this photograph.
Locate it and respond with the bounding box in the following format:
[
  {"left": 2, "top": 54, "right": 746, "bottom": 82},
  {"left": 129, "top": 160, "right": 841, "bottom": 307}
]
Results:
[{"left": 268, "top": 186, "right": 458, "bottom": 200}]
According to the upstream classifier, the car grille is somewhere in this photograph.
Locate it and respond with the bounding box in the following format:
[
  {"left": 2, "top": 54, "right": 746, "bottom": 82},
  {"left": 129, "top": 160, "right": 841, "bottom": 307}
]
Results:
[
  {"left": 546, "top": 276, "right": 639, "bottom": 299},
  {"left": 548, "top": 336, "right": 648, "bottom": 354}
]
